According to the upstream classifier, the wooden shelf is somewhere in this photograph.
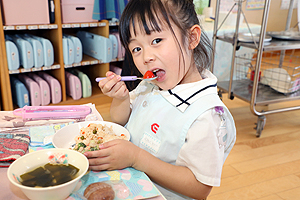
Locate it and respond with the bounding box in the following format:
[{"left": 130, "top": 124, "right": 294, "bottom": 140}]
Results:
[
  {"left": 9, "top": 63, "right": 61, "bottom": 74},
  {"left": 62, "top": 22, "right": 106, "bottom": 29},
  {"left": 0, "top": 0, "right": 113, "bottom": 111},
  {"left": 3, "top": 24, "right": 58, "bottom": 30}
]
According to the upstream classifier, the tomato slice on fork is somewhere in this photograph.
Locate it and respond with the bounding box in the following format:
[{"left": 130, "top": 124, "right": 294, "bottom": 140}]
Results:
[{"left": 143, "top": 71, "right": 155, "bottom": 79}]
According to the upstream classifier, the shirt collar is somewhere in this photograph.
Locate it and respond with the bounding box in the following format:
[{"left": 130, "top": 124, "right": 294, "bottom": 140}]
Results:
[{"left": 157, "top": 69, "right": 218, "bottom": 112}]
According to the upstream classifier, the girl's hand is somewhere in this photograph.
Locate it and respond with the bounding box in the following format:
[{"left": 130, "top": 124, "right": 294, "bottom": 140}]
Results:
[
  {"left": 84, "top": 139, "right": 140, "bottom": 171},
  {"left": 98, "top": 71, "right": 129, "bottom": 100}
]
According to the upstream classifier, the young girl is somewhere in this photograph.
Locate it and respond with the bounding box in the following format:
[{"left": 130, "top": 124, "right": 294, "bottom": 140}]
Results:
[{"left": 85, "top": 0, "right": 236, "bottom": 199}]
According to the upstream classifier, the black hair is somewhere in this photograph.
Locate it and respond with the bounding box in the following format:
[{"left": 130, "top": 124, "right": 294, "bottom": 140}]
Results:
[{"left": 119, "top": 0, "right": 213, "bottom": 75}]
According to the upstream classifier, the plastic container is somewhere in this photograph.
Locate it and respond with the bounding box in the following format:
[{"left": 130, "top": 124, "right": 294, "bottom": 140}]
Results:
[
  {"left": 61, "top": 0, "right": 97, "bottom": 23},
  {"left": 21, "top": 34, "right": 44, "bottom": 68},
  {"left": 18, "top": 74, "right": 41, "bottom": 106},
  {"left": 62, "top": 36, "right": 75, "bottom": 65},
  {"left": 65, "top": 71, "right": 82, "bottom": 100},
  {"left": 8, "top": 35, "right": 34, "bottom": 69},
  {"left": 70, "top": 69, "right": 92, "bottom": 98},
  {"left": 5, "top": 40, "right": 20, "bottom": 70},
  {"left": 111, "top": 32, "right": 125, "bottom": 59},
  {"left": 65, "top": 35, "right": 82, "bottom": 63},
  {"left": 10, "top": 76, "right": 30, "bottom": 108},
  {"left": 28, "top": 73, "right": 50, "bottom": 106},
  {"left": 109, "top": 34, "right": 118, "bottom": 60},
  {"left": 28, "top": 35, "right": 54, "bottom": 67},
  {"left": 13, "top": 105, "right": 91, "bottom": 121},
  {"left": 2, "top": 0, "right": 49, "bottom": 25},
  {"left": 76, "top": 31, "right": 112, "bottom": 63}
]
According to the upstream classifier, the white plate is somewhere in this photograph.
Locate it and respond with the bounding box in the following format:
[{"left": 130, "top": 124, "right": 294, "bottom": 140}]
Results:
[
  {"left": 267, "top": 31, "right": 300, "bottom": 40},
  {"left": 52, "top": 121, "right": 130, "bottom": 149},
  {"left": 225, "top": 33, "right": 272, "bottom": 43}
]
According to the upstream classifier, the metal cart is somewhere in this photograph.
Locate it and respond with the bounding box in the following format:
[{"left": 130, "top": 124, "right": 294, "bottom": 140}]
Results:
[{"left": 211, "top": 0, "right": 300, "bottom": 137}]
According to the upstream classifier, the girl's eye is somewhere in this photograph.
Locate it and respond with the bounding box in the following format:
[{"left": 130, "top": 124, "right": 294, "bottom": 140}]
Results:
[
  {"left": 152, "top": 38, "right": 162, "bottom": 45},
  {"left": 132, "top": 47, "right": 141, "bottom": 53}
]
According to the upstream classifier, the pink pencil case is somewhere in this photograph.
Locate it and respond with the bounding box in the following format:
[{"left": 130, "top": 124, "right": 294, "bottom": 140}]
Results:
[
  {"left": 65, "top": 71, "right": 82, "bottom": 100},
  {"left": 111, "top": 32, "right": 125, "bottom": 59},
  {"left": 13, "top": 105, "right": 91, "bottom": 121},
  {"left": 29, "top": 73, "right": 50, "bottom": 106},
  {"left": 18, "top": 74, "right": 41, "bottom": 106},
  {"left": 38, "top": 72, "right": 62, "bottom": 104}
]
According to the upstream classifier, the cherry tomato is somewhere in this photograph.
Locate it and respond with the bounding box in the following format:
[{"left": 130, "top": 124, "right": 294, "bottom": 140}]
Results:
[{"left": 143, "top": 71, "right": 155, "bottom": 79}]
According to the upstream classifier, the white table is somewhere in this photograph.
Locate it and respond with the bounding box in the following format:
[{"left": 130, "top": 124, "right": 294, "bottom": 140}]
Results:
[
  {"left": 0, "top": 142, "right": 166, "bottom": 200},
  {"left": 0, "top": 108, "right": 166, "bottom": 200}
]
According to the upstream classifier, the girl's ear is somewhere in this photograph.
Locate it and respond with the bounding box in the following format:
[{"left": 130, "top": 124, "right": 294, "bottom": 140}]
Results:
[{"left": 189, "top": 25, "right": 201, "bottom": 50}]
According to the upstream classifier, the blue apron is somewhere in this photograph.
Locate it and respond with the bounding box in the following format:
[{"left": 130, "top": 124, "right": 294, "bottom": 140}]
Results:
[{"left": 126, "top": 87, "right": 234, "bottom": 165}]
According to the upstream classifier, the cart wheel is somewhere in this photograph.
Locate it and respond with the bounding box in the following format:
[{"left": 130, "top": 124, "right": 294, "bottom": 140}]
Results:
[
  {"left": 255, "top": 116, "right": 266, "bottom": 137},
  {"left": 229, "top": 92, "right": 234, "bottom": 100},
  {"left": 218, "top": 90, "right": 223, "bottom": 100}
]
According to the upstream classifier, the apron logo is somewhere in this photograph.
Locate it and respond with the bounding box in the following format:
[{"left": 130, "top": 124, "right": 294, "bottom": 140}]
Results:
[{"left": 151, "top": 123, "right": 160, "bottom": 134}]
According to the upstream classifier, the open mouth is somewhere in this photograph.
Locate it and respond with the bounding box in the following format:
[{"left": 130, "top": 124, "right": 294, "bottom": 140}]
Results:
[{"left": 152, "top": 69, "right": 165, "bottom": 79}]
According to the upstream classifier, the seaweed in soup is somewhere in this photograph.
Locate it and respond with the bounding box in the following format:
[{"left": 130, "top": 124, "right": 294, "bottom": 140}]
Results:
[{"left": 20, "top": 163, "right": 79, "bottom": 187}]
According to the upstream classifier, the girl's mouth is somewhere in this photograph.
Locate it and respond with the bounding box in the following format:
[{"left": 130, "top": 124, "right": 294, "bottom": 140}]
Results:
[{"left": 152, "top": 69, "right": 165, "bottom": 80}]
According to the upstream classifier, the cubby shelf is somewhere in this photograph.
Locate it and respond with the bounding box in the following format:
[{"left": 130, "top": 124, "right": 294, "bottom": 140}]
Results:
[{"left": 0, "top": 0, "right": 115, "bottom": 110}]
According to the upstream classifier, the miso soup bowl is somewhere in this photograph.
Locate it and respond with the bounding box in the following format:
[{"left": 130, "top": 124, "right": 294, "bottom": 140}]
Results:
[{"left": 7, "top": 148, "right": 89, "bottom": 200}]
